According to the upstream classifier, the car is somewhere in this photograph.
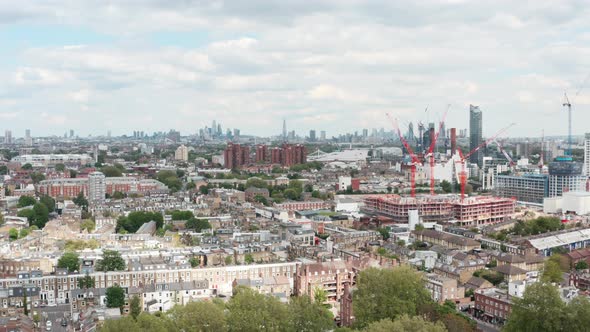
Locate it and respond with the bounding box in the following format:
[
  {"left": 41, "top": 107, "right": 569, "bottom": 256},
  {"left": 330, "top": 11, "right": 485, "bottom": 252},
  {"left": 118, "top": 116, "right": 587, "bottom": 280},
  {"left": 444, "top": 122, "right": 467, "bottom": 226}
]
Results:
[
  {"left": 61, "top": 318, "right": 68, "bottom": 327},
  {"left": 45, "top": 320, "right": 52, "bottom": 331}
]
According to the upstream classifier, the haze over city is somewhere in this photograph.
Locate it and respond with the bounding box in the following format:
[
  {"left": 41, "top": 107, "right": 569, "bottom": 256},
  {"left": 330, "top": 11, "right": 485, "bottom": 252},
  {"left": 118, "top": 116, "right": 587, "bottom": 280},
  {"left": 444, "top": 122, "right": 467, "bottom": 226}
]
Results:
[{"left": 1, "top": 1, "right": 589, "bottom": 137}]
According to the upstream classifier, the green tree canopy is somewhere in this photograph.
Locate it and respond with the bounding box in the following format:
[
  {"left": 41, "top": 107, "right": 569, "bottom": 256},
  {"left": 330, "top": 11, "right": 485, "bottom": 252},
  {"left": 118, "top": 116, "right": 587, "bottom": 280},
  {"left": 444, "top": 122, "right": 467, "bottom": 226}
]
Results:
[
  {"left": 504, "top": 283, "right": 566, "bottom": 332},
  {"left": 363, "top": 315, "right": 447, "bottom": 332},
  {"left": 57, "top": 252, "right": 80, "bottom": 273},
  {"left": 156, "top": 170, "right": 182, "bottom": 192},
  {"left": 39, "top": 195, "right": 55, "bottom": 212},
  {"left": 105, "top": 284, "right": 126, "bottom": 309},
  {"left": 95, "top": 250, "right": 126, "bottom": 272},
  {"left": 78, "top": 273, "right": 95, "bottom": 290},
  {"left": 170, "top": 210, "right": 194, "bottom": 220},
  {"left": 168, "top": 301, "right": 227, "bottom": 332},
  {"left": 55, "top": 163, "right": 65, "bottom": 172},
  {"left": 31, "top": 202, "right": 49, "bottom": 228},
  {"left": 575, "top": 261, "right": 589, "bottom": 270},
  {"left": 288, "top": 295, "right": 333, "bottom": 332},
  {"left": 80, "top": 219, "right": 95, "bottom": 232},
  {"left": 8, "top": 228, "right": 18, "bottom": 240},
  {"left": 130, "top": 295, "right": 141, "bottom": 320},
  {"left": 541, "top": 259, "right": 563, "bottom": 284},
  {"left": 246, "top": 178, "right": 268, "bottom": 189},
  {"left": 21, "top": 163, "right": 32, "bottom": 170},
  {"left": 17, "top": 195, "right": 36, "bottom": 208},
  {"left": 226, "top": 287, "right": 289, "bottom": 332},
  {"left": 117, "top": 211, "right": 164, "bottom": 233},
  {"left": 73, "top": 192, "right": 89, "bottom": 209},
  {"left": 185, "top": 218, "right": 211, "bottom": 232},
  {"left": 353, "top": 266, "right": 432, "bottom": 328},
  {"left": 101, "top": 166, "right": 123, "bottom": 177}
]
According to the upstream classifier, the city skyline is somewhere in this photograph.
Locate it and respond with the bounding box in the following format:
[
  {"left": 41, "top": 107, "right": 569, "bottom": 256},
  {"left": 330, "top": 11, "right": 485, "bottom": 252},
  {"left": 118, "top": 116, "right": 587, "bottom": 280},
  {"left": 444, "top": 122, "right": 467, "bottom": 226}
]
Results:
[{"left": 0, "top": 1, "right": 589, "bottom": 138}]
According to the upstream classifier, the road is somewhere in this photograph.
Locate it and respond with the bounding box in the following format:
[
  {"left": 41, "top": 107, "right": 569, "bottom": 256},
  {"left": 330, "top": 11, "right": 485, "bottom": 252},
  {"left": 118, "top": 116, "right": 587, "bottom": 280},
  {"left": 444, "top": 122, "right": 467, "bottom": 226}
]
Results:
[
  {"left": 473, "top": 317, "right": 501, "bottom": 332},
  {"left": 32, "top": 304, "right": 70, "bottom": 332}
]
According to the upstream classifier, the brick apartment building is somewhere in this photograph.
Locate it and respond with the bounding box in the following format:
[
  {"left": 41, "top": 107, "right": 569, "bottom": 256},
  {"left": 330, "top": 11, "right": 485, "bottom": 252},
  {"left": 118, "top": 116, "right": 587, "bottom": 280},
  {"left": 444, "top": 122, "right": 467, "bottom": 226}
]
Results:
[
  {"left": 223, "top": 143, "right": 250, "bottom": 169},
  {"left": 268, "top": 144, "right": 306, "bottom": 167},
  {"left": 474, "top": 288, "right": 512, "bottom": 325}
]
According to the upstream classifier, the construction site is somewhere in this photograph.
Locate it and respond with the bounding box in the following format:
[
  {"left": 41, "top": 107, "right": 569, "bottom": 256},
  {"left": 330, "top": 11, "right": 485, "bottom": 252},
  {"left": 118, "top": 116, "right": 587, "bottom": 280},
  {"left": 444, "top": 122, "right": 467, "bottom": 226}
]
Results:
[{"left": 363, "top": 194, "right": 515, "bottom": 227}]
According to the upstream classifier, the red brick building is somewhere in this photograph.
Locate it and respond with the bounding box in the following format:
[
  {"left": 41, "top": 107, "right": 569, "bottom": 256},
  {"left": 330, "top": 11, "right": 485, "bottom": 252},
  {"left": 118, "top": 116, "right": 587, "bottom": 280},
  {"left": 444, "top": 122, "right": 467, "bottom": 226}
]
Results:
[
  {"left": 255, "top": 145, "right": 268, "bottom": 163},
  {"left": 474, "top": 288, "right": 512, "bottom": 325},
  {"left": 223, "top": 143, "right": 250, "bottom": 169}
]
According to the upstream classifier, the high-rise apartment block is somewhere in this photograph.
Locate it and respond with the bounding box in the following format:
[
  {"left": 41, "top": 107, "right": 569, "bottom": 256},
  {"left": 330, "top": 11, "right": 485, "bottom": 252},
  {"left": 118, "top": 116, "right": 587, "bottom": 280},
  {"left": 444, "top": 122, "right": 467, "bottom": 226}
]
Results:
[
  {"left": 469, "top": 105, "right": 483, "bottom": 165},
  {"left": 256, "top": 145, "right": 268, "bottom": 163},
  {"left": 88, "top": 171, "right": 106, "bottom": 203},
  {"left": 223, "top": 143, "right": 250, "bottom": 169},
  {"left": 4, "top": 130, "right": 12, "bottom": 145},
  {"left": 175, "top": 145, "right": 189, "bottom": 161},
  {"left": 269, "top": 144, "right": 306, "bottom": 167},
  {"left": 584, "top": 133, "right": 590, "bottom": 176}
]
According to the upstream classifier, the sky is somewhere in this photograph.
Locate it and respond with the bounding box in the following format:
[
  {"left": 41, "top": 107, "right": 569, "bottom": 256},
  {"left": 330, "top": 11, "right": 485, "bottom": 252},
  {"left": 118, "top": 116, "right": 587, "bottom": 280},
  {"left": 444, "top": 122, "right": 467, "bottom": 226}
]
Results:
[{"left": 1, "top": 0, "right": 590, "bottom": 138}]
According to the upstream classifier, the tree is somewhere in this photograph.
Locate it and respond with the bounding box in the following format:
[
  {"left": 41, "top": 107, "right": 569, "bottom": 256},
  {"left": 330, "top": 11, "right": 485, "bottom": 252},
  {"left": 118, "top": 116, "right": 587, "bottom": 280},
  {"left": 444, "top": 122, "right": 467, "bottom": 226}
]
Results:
[
  {"left": 17, "top": 196, "right": 36, "bottom": 208},
  {"left": 8, "top": 228, "right": 18, "bottom": 241},
  {"left": 23, "top": 288, "right": 28, "bottom": 316},
  {"left": 288, "top": 295, "right": 334, "bottom": 332},
  {"left": 100, "top": 316, "right": 142, "bottom": 332},
  {"left": 363, "top": 315, "right": 446, "bottom": 332},
  {"left": 189, "top": 257, "right": 200, "bottom": 267},
  {"left": 353, "top": 266, "right": 431, "bottom": 328},
  {"left": 156, "top": 170, "right": 182, "bottom": 192},
  {"left": 186, "top": 181, "right": 196, "bottom": 190},
  {"left": 30, "top": 172, "right": 45, "bottom": 184},
  {"left": 21, "top": 163, "right": 32, "bottom": 170},
  {"left": 541, "top": 259, "right": 563, "bottom": 283},
  {"left": 57, "top": 252, "right": 80, "bottom": 273},
  {"left": 199, "top": 185, "right": 210, "bottom": 195},
  {"left": 106, "top": 284, "right": 126, "bottom": 310},
  {"left": 31, "top": 203, "right": 49, "bottom": 228},
  {"left": 0, "top": 165, "right": 8, "bottom": 175},
  {"left": 101, "top": 166, "right": 123, "bottom": 177},
  {"left": 55, "top": 163, "right": 65, "bottom": 172},
  {"left": 313, "top": 287, "right": 328, "bottom": 306},
  {"left": 78, "top": 273, "right": 95, "bottom": 290},
  {"left": 130, "top": 295, "right": 141, "bottom": 320},
  {"left": 575, "top": 261, "right": 589, "bottom": 270},
  {"left": 227, "top": 287, "right": 289, "bottom": 331},
  {"left": 441, "top": 180, "right": 452, "bottom": 193},
  {"left": 112, "top": 191, "right": 126, "bottom": 199},
  {"left": 225, "top": 255, "right": 233, "bottom": 265},
  {"left": 39, "top": 195, "right": 55, "bottom": 212},
  {"left": 73, "top": 192, "right": 88, "bottom": 209},
  {"left": 95, "top": 250, "right": 126, "bottom": 272},
  {"left": 564, "top": 296, "right": 590, "bottom": 331},
  {"left": 377, "top": 228, "right": 390, "bottom": 240},
  {"left": 504, "top": 283, "right": 565, "bottom": 332},
  {"left": 116, "top": 211, "right": 164, "bottom": 233},
  {"left": 254, "top": 195, "right": 269, "bottom": 206},
  {"left": 19, "top": 228, "right": 30, "bottom": 238},
  {"left": 185, "top": 218, "right": 211, "bottom": 232},
  {"left": 168, "top": 301, "right": 227, "bottom": 332},
  {"left": 80, "top": 219, "right": 95, "bottom": 232},
  {"left": 244, "top": 253, "right": 254, "bottom": 264}
]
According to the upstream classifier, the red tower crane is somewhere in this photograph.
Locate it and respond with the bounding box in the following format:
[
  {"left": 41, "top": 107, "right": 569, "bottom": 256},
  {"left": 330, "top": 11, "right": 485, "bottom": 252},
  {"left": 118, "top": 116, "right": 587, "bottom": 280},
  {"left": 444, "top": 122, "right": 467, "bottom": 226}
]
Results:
[
  {"left": 455, "top": 123, "right": 515, "bottom": 201},
  {"left": 426, "top": 105, "right": 450, "bottom": 195},
  {"left": 493, "top": 139, "right": 515, "bottom": 168},
  {"left": 387, "top": 114, "right": 421, "bottom": 197}
]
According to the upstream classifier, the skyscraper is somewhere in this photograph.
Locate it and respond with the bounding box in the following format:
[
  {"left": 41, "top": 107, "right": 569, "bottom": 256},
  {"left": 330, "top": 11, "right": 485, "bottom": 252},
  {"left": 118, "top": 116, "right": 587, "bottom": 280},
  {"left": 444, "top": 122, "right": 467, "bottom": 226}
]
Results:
[
  {"left": 4, "top": 130, "right": 12, "bottom": 145},
  {"left": 88, "top": 171, "right": 106, "bottom": 203},
  {"left": 282, "top": 119, "right": 287, "bottom": 141},
  {"left": 175, "top": 145, "right": 189, "bottom": 161},
  {"left": 25, "top": 129, "right": 32, "bottom": 146},
  {"left": 309, "top": 130, "right": 316, "bottom": 142},
  {"left": 584, "top": 133, "right": 590, "bottom": 176},
  {"left": 469, "top": 105, "right": 483, "bottom": 165},
  {"left": 320, "top": 131, "right": 326, "bottom": 141}
]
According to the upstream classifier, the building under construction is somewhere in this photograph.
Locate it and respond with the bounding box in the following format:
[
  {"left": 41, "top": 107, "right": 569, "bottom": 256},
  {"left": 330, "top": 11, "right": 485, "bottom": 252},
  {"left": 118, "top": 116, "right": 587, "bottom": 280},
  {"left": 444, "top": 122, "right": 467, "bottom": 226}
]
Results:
[{"left": 363, "top": 194, "right": 515, "bottom": 227}]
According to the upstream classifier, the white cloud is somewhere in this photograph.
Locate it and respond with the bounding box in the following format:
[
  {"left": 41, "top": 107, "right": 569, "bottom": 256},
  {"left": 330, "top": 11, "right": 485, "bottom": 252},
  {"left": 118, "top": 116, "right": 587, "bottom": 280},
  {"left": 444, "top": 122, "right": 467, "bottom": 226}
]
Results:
[{"left": 2, "top": 1, "right": 590, "bottom": 136}]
